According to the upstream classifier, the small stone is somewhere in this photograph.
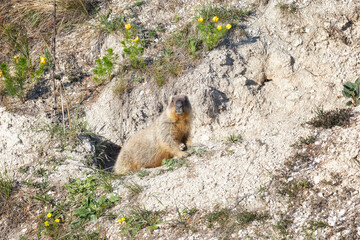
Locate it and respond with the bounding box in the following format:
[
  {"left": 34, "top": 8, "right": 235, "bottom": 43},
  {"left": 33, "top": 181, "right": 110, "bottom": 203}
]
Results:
[
  {"left": 313, "top": 175, "right": 321, "bottom": 184},
  {"left": 294, "top": 39, "right": 303, "bottom": 47}
]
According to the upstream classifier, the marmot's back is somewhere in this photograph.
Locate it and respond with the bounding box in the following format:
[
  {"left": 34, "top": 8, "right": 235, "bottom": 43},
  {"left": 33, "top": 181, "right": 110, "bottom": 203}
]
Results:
[{"left": 114, "top": 95, "right": 192, "bottom": 174}]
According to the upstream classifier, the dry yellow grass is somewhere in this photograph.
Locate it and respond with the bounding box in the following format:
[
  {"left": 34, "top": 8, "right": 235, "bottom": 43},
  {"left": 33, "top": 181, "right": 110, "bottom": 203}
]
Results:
[{"left": 0, "top": 0, "right": 99, "bottom": 62}]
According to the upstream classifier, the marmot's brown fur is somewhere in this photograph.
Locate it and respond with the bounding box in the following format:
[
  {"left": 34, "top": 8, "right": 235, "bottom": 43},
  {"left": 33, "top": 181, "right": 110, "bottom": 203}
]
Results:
[{"left": 114, "top": 95, "right": 192, "bottom": 174}]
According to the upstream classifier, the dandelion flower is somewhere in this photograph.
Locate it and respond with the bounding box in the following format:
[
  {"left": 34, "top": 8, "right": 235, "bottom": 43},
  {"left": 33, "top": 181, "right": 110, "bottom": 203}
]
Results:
[
  {"left": 44, "top": 221, "right": 49, "bottom": 227},
  {"left": 13, "top": 56, "right": 19, "bottom": 61},
  {"left": 54, "top": 219, "right": 60, "bottom": 223},
  {"left": 118, "top": 217, "right": 126, "bottom": 223},
  {"left": 125, "top": 24, "right": 131, "bottom": 30},
  {"left": 0, "top": 71, "right": 3, "bottom": 77},
  {"left": 198, "top": 17, "right": 204, "bottom": 22},
  {"left": 132, "top": 36, "right": 139, "bottom": 42},
  {"left": 47, "top": 212, "right": 52, "bottom": 218},
  {"left": 212, "top": 16, "right": 219, "bottom": 22},
  {"left": 226, "top": 24, "right": 232, "bottom": 30},
  {"left": 40, "top": 56, "right": 46, "bottom": 65},
  {"left": 217, "top": 25, "right": 222, "bottom": 31}
]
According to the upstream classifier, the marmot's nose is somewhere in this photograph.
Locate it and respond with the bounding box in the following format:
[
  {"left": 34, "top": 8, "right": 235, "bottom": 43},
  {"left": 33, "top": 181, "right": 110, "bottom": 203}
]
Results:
[{"left": 175, "top": 100, "right": 184, "bottom": 114}]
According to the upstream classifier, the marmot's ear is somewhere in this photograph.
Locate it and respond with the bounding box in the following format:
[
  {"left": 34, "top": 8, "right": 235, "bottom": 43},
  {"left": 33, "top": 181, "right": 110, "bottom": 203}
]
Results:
[{"left": 168, "top": 96, "right": 174, "bottom": 104}]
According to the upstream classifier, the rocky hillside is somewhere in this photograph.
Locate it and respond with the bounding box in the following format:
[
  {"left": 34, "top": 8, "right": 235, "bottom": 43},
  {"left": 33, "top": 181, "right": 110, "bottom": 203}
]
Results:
[{"left": 0, "top": 0, "right": 359, "bottom": 239}]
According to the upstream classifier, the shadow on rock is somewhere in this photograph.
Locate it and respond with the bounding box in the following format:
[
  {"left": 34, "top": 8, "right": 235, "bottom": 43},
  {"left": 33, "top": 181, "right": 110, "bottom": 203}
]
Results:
[
  {"left": 27, "top": 79, "right": 51, "bottom": 100},
  {"left": 87, "top": 134, "right": 121, "bottom": 172}
]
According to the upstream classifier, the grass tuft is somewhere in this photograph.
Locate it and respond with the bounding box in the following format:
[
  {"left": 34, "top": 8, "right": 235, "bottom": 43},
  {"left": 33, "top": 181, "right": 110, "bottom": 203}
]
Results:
[
  {"left": 121, "top": 207, "right": 163, "bottom": 238},
  {"left": 0, "top": 170, "right": 13, "bottom": 201},
  {"left": 306, "top": 107, "right": 352, "bottom": 129}
]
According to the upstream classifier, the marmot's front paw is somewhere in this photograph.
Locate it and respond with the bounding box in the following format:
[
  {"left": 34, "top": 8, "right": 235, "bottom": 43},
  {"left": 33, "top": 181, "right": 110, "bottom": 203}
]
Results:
[{"left": 179, "top": 143, "right": 187, "bottom": 151}]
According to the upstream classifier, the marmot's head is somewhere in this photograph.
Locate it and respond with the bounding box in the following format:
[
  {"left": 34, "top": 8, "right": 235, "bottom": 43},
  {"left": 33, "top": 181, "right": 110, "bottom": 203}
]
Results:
[{"left": 168, "top": 95, "right": 192, "bottom": 116}]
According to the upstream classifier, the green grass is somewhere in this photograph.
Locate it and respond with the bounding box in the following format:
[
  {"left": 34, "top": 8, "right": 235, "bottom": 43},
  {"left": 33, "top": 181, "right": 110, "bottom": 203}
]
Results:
[
  {"left": 32, "top": 175, "right": 119, "bottom": 238},
  {"left": 274, "top": 218, "right": 293, "bottom": 236},
  {"left": 176, "top": 207, "right": 198, "bottom": 227},
  {"left": 124, "top": 181, "right": 143, "bottom": 197},
  {"left": 291, "top": 135, "right": 316, "bottom": 147},
  {"left": 0, "top": 170, "right": 14, "bottom": 201},
  {"left": 120, "top": 207, "right": 163, "bottom": 238},
  {"left": 161, "top": 158, "right": 188, "bottom": 171},
  {"left": 197, "top": 4, "right": 251, "bottom": 24},
  {"left": 136, "top": 169, "right": 150, "bottom": 178},
  {"left": 96, "top": 13, "right": 125, "bottom": 33},
  {"left": 205, "top": 207, "right": 269, "bottom": 232}
]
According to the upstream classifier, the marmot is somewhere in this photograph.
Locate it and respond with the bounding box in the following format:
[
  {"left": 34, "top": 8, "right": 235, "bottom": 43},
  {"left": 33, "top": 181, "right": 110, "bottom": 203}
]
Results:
[{"left": 114, "top": 95, "right": 192, "bottom": 174}]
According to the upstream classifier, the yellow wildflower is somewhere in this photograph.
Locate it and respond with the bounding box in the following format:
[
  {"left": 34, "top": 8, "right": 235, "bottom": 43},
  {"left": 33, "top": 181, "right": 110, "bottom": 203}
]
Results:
[
  {"left": 125, "top": 24, "right": 131, "bottom": 30},
  {"left": 44, "top": 221, "right": 49, "bottom": 227},
  {"left": 212, "top": 16, "right": 219, "bottom": 22},
  {"left": 217, "top": 25, "right": 222, "bottom": 31},
  {"left": 47, "top": 212, "right": 52, "bottom": 218},
  {"left": 40, "top": 56, "right": 46, "bottom": 65},
  {"left": 55, "top": 218, "right": 60, "bottom": 223},
  {"left": 132, "top": 36, "right": 139, "bottom": 42},
  {"left": 118, "top": 217, "right": 126, "bottom": 223},
  {"left": 13, "top": 56, "right": 19, "bottom": 61},
  {"left": 226, "top": 24, "right": 232, "bottom": 30},
  {"left": 0, "top": 71, "right": 3, "bottom": 77},
  {"left": 198, "top": 17, "right": 204, "bottom": 22}
]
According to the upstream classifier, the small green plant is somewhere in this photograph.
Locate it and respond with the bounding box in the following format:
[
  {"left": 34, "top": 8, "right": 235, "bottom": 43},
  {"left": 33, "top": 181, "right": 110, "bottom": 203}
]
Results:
[
  {"left": 188, "top": 147, "right": 207, "bottom": 157},
  {"left": 306, "top": 107, "right": 352, "bottom": 129},
  {"left": 72, "top": 193, "right": 119, "bottom": 228},
  {"left": 137, "top": 169, "right": 150, "bottom": 178},
  {"left": 65, "top": 176, "right": 120, "bottom": 228},
  {"left": 0, "top": 53, "right": 49, "bottom": 99},
  {"left": 162, "top": 158, "right": 187, "bottom": 171},
  {"left": 134, "top": 0, "right": 144, "bottom": 6},
  {"left": 171, "top": 28, "right": 202, "bottom": 56},
  {"left": 0, "top": 57, "right": 28, "bottom": 99},
  {"left": 342, "top": 78, "right": 360, "bottom": 106},
  {"left": 120, "top": 207, "right": 163, "bottom": 238},
  {"left": 66, "top": 176, "right": 99, "bottom": 199},
  {"left": 196, "top": 16, "right": 232, "bottom": 50},
  {"left": 258, "top": 185, "right": 266, "bottom": 199},
  {"left": 121, "top": 24, "right": 145, "bottom": 69},
  {"left": 227, "top": 134, "right": 243, "bottom": 144},
  {"left": 278, "top": 2, "right": 297, "bottom": 13},
  {"left": 291, "top": 135, "right": 316, "bottom": 147},
  {"left": 93, "top": 48, "right": 118, "bottom": 83},
  {"left": 0, "top": 169, "right": 13, "bottom": 201},
  {"left": 35, "top": 168, "right": 49, "bottom": 178}
]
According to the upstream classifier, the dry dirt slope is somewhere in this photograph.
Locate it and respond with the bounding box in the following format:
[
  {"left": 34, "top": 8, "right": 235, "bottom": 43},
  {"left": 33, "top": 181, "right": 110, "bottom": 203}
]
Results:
[
  {"left": 0, "top": 0, "right": 360, "bottom": 239},
  {"left": 85, "top": 0, "right": 360, "bottom": 239}
]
